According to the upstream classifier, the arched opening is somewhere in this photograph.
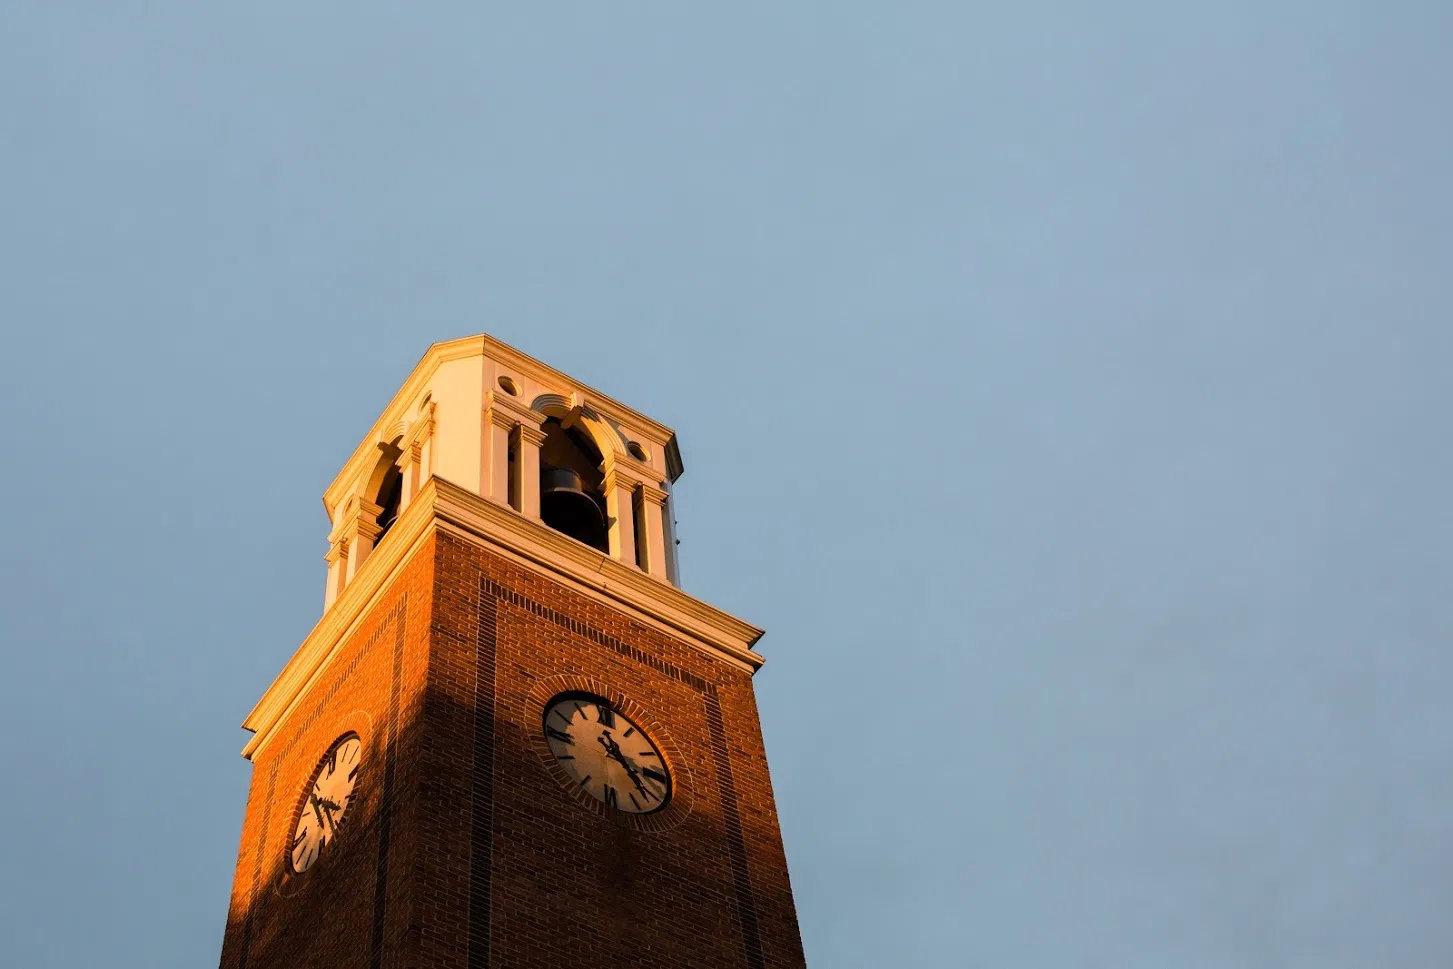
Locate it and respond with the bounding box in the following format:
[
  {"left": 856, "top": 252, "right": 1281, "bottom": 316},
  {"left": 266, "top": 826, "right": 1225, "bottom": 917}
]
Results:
[
  {"left": 374, "top": 463, "right": 403, "bottom": 545},
  {"left": 538, "top": 417, "right": 608, "bottom": 552}
]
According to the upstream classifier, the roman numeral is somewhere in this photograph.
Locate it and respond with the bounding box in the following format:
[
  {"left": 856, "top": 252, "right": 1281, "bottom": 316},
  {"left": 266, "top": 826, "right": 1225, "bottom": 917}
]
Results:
[
  {"left": 348, "top": 764, "right": 359, "bottom": 782},
  {"left": 629, "top": 793, "right": 640, "bottom": 810},
  {"left": 642, "top": 767, "right": 667, "bottom": 784},
  {"left": 621, "top": 726, "right": 635, "bottom": 738},
  {"left": 293, "top": 828, "right": 309, "bottom": 847},
  {"left": 635, "top": 750, "right": 657, "bottom": 758},
  {"left": 596, "top": 704, "right": 615, "bottom": 728},
  {"left": 603, "top": 785, "right": 619, "bottom": 809},
  {"left": 553, "top": 710, "right": 572, "bottom": 726},
  {"left": 545, "top": 726, "right": 573, "bottom": 745}
]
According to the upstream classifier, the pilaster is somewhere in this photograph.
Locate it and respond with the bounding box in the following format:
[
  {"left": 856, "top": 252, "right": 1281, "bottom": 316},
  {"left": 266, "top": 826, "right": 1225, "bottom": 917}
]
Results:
[
  {"left": 637, "top": 483, "right": 671, "bottom": 579},
  {"left": 601, "top": 466, "right": 639, "bottom": 566},
  {"left": 341, "top": 497, "right": 385, "bottom": 583},
  {"left": 514, "top": 424, "right": 548, "bottom": 519}
]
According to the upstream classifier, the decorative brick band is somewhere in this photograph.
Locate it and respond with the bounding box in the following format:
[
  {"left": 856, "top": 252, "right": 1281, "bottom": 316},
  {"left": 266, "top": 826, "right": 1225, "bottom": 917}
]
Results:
[
  {"left": 233, "top": 764, "right": 277, "bottom": 969},
  {"left": 234, "top": 599, "right": 406, "bottom": 969},
  {"left": 705, "top": 690, "right": 767, "bottom": 969},
  {"left": 481, "top": 578, "right": 712, "bottom": 693},
  {"left": 468, "top": 593, "right": 499, "bottom": 969},
  {"left": 370, "top": 603, "right": 407, "bottom": 969}
]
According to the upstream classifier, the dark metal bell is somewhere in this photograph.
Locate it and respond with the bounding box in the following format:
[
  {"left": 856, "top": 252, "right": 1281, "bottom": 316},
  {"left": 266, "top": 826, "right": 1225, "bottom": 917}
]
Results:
[{"left": 540, "top": 467, "right": 607, "bottom": 549}]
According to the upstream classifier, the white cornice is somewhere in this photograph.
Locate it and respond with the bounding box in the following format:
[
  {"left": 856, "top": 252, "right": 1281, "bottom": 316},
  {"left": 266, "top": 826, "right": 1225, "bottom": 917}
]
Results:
[
  {"left": 428, "top": 477, "right": 763, "bottom": 662},
  {"left": 242, "top": 484, "right": 440, "bottom": 760},
  {"left": 323, "top": 337, "right": 482, "bottom": 517},
  {"left": 477, "top": 335, "right": 677, "bottom": 445},
  {"left": 242, "top": 476, "right": 763, "bottom": 761}
]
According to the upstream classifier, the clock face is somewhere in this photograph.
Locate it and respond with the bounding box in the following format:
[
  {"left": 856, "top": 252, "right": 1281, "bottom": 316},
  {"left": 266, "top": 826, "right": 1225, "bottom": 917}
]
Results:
[
  {"left": 542, "top": 693, "right": 671, "bottom": 814},
  {"left": 290, "top": 734, "right": 362, "bottom": 874}
]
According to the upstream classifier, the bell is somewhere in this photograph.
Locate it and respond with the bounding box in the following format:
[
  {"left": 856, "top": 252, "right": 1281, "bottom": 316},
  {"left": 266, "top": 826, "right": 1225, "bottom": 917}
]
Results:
[{"left": 540, "top": 467, "right": 607, "bottom": 549}]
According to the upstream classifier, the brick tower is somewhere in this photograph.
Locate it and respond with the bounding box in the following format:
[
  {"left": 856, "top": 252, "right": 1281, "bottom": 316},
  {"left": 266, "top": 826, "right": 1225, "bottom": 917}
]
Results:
[{"left": 217, "top": 336, "right": 807, "bottom": 969}]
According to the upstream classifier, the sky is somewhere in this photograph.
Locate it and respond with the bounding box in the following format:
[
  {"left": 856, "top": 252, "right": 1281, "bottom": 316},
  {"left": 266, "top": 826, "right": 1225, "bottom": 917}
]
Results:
[{"left": 1, "top": 3, "right": 1451, "bottom": 967}]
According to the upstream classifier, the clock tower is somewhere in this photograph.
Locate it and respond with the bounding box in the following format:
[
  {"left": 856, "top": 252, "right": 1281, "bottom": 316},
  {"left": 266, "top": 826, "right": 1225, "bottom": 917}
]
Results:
[{"left": 217, "top": 336, "right": 808, "bottom": 969}]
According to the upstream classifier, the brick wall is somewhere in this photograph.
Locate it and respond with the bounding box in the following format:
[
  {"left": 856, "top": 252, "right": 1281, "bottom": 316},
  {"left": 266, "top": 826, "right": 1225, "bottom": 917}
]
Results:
[
  {"left": 219, "top": 526, "right": 806, "bottom": 969},
  {"left": 218, "top": 535, "right": 436, "bottom": 969}
]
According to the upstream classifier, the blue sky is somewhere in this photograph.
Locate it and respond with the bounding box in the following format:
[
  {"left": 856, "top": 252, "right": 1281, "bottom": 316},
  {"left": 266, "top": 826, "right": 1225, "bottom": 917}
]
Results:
[{"left": 1, "top": 3, "right": 1451, "bottom": 966}]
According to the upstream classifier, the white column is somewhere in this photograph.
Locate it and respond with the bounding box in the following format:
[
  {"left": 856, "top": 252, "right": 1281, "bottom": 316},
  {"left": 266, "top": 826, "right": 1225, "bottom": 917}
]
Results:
[
  {"left": 514, "top": 424, "right": 547, "bottom": 519},
  {"left": 324, "top": 539, "right": 349, "bottom": 610},
  {"left": 638, "top": 484, "right": 670, "bottom": 580},
  {"left": 483, "top": 408, "right": 514, "bottom": 504},
  {"left": 418, "top": 433, "right": 433, "bottom": 483},
  {"left": 661, "top": 492, "right": 680, "bottom": 586},
  {"left": 396, "top": 404, "right": 432, "bottom": 509},
  {"left": 343, "top": 498, "right": 385, "bottom": 583},
  {"left": 398, "top": 442, "right": 421, "bottom": 510},
  {"left": 602, "top": 468, "right": 638, "bottom": 566}
]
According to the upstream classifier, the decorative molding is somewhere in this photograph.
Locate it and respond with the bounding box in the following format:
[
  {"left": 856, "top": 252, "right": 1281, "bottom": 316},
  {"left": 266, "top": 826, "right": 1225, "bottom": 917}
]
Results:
[
  {"left": 403, "top": 401, "right": 436, "bottom": 449},
  {"left": 323, "top": 337, "right": 481, "bottom": 517},
  {"left": 606, "top": 451, "right": 661, "bottom": 483},
  {"left": 329, "top": 497, "right": 383, "bottom": 545},
  {"left": 429, "top": 477, "right": 763, "bottom": 669},
  {"left": 243, "top": 493, "right": 438, "bottom": 759},
  {"left": 515, "top": 423, "right": 547, "bottom": 447},
  {"left": 484, "top": 390, "right": 542, "bottom": 429},
  {"left": 527, "top": 392, "right": 574, "bottom": 417}
]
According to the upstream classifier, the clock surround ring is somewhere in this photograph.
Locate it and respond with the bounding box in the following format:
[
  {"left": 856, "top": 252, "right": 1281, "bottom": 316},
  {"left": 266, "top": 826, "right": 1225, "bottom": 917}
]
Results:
[
  {"left": 275, "top": 709, "right": 377, "bottom": 897},
  {"left": 523, "top": 674, "right": 695, "bottom": 833}
]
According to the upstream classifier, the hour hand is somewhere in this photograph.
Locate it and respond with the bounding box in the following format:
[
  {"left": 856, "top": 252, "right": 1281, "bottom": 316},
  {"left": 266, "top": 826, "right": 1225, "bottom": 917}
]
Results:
[
  {"left": 310, "top": 794, "right": 342, "bottom": 831},
  {"left": 597, "top": 732, "right": 624, "bottom": 761},
  {"left": 599, "top": 733, "right": 636, "bottom": 770}
]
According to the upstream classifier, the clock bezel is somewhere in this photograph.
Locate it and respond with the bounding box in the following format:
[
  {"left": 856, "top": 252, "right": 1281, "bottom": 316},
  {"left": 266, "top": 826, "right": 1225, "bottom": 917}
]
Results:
[
  {"left": 541, "top": 690, "right": 674, "bottom": 816},
  {"left": 523, "top": 674, "right": 695, "bottom": 832},
  {"left": 286, "top": 731, "right": 364, "bottom": 876}
]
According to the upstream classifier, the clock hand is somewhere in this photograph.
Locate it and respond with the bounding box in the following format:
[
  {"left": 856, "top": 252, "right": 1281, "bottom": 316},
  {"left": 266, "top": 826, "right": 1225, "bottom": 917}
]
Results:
[
  {"left": 310, "top": 796, "right": 327, "bottom": 831},
  {"left": 598, "top": 732, "right": 636, "bottom": 771},
  {"left": 598, "top": 733, "right": 651, "bottom": 796},
  {"left": 309, "top": 794, "right": 334, "bottom": 835}
]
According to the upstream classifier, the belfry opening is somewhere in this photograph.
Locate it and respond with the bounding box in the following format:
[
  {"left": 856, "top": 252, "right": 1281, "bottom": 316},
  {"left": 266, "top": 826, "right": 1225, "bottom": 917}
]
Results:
[
  {"left": 538, "top": 417, "right": 609, "bottom": 552},
  {"left": 373, "top": 462, "right": 403, "bottom": 544}
]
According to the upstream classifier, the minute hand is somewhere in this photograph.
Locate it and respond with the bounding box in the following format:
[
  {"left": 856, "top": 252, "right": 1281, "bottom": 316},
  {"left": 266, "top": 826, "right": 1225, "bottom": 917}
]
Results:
[
  {"left": 309, "top": 795, "right": 331, "bottom": 833},
  {"left": 599, "top": 734, "right": 650, "bottom": 796}
]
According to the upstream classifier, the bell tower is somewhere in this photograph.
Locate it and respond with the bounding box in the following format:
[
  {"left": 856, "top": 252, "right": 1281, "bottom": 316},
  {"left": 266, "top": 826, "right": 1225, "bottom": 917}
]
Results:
[{"left": 217, "top": 335, "right": 807, "bottom": 969}]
